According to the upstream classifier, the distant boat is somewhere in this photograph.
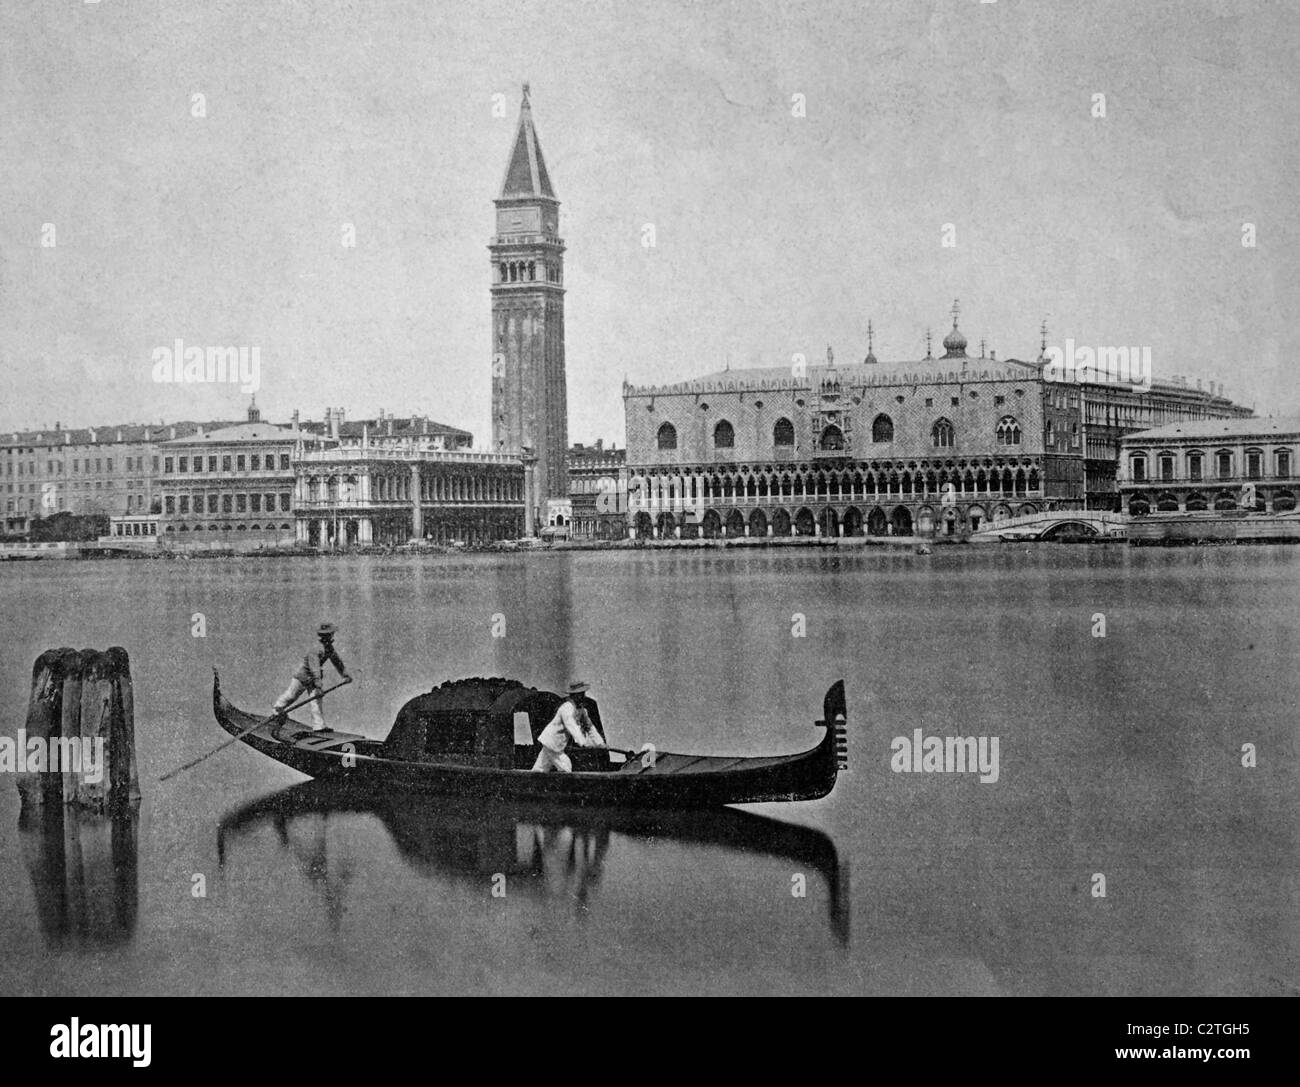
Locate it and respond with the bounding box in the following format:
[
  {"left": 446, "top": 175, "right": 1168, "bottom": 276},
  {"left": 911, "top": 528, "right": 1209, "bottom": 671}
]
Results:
[{"left": 212, "top": 673, "right": 847, "bottom": 808}]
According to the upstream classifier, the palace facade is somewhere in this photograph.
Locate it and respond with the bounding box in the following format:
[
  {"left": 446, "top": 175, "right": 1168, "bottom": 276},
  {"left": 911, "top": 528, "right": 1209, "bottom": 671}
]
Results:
[{"left": 624, "top": 316, "right": 1085, "bottom": 539}]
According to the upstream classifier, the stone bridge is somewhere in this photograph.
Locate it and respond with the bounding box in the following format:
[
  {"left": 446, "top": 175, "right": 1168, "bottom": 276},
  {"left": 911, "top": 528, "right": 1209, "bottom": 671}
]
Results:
[{"left": 968, "top": 509, "right": 1127, "bottom": 542}]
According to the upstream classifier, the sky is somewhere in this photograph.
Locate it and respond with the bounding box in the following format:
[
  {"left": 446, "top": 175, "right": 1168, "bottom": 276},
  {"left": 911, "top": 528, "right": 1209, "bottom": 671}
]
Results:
[{"left": 1, "top": 0, "right": 1297, "bottom": 444}]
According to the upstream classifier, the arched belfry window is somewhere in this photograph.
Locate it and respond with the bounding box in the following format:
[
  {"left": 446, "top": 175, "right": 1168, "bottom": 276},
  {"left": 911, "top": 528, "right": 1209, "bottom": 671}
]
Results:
[
  {"left": 773, "top": 417, "right": 795, "bottom": 447},
  {"left": 931, "top": 418, "right": 955, "bottom": 448},
  {"left": 714, "top": 420, "right": 735, "bottom": 449},
  {"left": 656, "top": 423, "right": 677, "bottom": 451},
  {"left": 872, "top": 414, "right": 894, "bottom": 443},
  {"left": 996, "top": 416, "right": 1021, "bottom": 445}
]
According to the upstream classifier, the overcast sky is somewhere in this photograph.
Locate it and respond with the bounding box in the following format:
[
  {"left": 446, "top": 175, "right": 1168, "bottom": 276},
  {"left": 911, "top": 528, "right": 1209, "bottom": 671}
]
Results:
[{"left": 1, "top": 0, "right": 1296, "bottom": 442}]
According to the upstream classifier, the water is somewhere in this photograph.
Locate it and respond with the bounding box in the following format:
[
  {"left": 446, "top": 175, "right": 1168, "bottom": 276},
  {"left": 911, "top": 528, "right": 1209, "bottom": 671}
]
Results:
[{"left": 0, "top": 546, "right": 1296, "bottom": 995}]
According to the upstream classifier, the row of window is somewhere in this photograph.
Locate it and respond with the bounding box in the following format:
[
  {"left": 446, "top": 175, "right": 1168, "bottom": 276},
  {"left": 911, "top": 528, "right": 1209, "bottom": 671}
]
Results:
[
  {"left": 3, "top": 456, "right": 161, "bottom": 476},
  {"left": 166, "top": 453, "right": 291, "bottom": 474},
  {"left": 1129, "top": 490, "right": 1296, "bottom": 514},
  {"left": 165, "top": 493, "right": 292, "bottom": 514},
  {"left": 498, "top": 260, "right": 562, "bottom": 285},
  {"left": 1130, "top": 448, "right": 1292, "bottom": 483},
  {"left": 655, "top": 415, "right": 1025, "bottom": 451},
  {"left": 167, "top": 523, "right": 293, "bottom": 532}
]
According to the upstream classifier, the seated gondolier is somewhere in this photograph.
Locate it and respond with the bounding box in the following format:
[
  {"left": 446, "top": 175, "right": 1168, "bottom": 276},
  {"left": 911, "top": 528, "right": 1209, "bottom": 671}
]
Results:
[
  {"left": 272, "top": 622, "right": 350, "bottom": 732},
  {"left": 531, "top": 680, "right": 606, "bottom": 772}
]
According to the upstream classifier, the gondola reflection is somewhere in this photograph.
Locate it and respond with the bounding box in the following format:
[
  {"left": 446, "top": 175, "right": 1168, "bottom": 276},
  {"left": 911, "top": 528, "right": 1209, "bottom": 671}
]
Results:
[
  {"left": 18, "top": 804, "right": 139, "bottom": 950},
  {"left": 217, "top": 782, "right": 849, "bottom": 945}
]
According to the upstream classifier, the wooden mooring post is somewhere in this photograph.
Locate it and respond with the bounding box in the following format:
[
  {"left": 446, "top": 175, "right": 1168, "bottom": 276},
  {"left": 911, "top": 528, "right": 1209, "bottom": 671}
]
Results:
[{"left": 16, "top": 646, "right": 140, "bottom": 811}]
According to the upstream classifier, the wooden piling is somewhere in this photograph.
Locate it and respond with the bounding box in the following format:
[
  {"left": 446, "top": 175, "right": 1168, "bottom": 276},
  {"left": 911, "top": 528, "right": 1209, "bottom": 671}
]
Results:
[
  {"left": 18, "top": 645, "right": 140, "bottom": 811},
  {"left": 73, "top": 647, "right": 140, "bottom": 811},
  {"left": 17, "top": 649, "right": 68, "bottom": 807}
]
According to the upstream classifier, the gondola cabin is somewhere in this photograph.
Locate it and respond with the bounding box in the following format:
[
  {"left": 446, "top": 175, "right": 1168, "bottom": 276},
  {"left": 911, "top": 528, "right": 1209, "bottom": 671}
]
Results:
[{"left": 383, "top": 678, "right": 613, "bottom": 772}]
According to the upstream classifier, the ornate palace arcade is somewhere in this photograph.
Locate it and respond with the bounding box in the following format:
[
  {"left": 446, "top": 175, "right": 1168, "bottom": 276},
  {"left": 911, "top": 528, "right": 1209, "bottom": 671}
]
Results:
[{"left": 295, "top": 448, "right": 525, "bottom": 547}]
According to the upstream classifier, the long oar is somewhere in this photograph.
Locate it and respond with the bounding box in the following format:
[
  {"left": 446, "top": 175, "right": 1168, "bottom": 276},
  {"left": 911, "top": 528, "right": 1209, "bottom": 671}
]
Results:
[{"left": 159, "top": 677, "right": 353, "bottom": 782}]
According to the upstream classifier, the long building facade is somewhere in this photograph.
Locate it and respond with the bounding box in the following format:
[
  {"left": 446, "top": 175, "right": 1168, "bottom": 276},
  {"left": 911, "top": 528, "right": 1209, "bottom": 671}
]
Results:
[
  {"left": 294, "top": 447, "right": 524, "bottom": 546},
  {"left": 1118, "top": 417, "right": 1299, "bottom": 515},
  {"left": 1, "top": 421, "right": 222, "bottom": 535},
  {"left": 624, "top": 319, "right": 1084, "bottom": 539},
  {"left": 1081, "top": 376, "right": 1252, "bottom": 508}
]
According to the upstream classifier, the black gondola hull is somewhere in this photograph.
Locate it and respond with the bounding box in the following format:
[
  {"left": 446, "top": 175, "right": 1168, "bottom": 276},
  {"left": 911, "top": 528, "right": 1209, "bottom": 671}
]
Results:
[{"left": 211, "top": 673, "right": 845, "bottom": 808}]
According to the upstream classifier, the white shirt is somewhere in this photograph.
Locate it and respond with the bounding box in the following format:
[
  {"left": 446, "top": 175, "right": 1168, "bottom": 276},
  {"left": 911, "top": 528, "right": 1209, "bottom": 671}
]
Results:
[{"left": 537, "top": 700, "right": 602, "bottom": 754}]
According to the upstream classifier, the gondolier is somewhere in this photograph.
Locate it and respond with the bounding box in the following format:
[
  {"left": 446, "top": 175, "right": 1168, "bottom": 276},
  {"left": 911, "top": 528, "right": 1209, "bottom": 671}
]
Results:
[
  {"left": 531, "top": 680, "right": 607, "bottom": 772},
  {"left": 273, "top": 622, "right": 350, "bottom": 732}
]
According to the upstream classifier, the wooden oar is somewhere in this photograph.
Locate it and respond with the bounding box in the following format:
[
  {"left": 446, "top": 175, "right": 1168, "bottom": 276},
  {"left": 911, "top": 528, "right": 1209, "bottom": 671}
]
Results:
[{"left": 158, "top": 676, "right": 354, "bottom": 782}]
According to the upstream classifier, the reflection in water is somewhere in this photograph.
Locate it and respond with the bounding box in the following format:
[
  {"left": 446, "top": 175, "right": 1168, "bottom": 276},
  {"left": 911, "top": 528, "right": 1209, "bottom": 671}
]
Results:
[
  {"left": 491, "top": 557, "right": 574, "bottom": 691},
  {"left": 218, "top": 782, "right": 849, "bottom": 945},
  {"left": 18, "top": 805, "right": 139, "bottom": 950}
]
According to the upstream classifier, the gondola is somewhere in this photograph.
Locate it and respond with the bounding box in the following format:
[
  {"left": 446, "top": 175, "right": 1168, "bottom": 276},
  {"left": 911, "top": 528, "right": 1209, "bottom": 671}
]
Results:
[{"left": 212, "top": 672, "right": 847, "bottom": 807}]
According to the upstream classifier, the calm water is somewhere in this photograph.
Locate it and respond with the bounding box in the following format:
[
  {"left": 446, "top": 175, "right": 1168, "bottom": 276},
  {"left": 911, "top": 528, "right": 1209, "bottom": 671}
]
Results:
[{"left": 0, "top": 546, "right": 1296, "bottom": 996}]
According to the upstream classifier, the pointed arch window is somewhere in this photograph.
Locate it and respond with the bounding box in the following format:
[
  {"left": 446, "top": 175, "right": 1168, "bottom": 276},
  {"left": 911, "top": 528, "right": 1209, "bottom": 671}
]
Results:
[
  {"left": 656, "top": 423, "right": 677, "bottom": 451},
  {"left": 931, "top": 418, "right": 955, "bottom": 448},
  {"left": 872, "top": 414, "right": 894, "bottom": 443}
]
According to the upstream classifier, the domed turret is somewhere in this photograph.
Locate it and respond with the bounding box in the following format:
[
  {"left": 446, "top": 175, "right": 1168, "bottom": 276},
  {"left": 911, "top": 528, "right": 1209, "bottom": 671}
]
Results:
[{"left": 941, "top": 299, "right": 967, "bottom": 359}]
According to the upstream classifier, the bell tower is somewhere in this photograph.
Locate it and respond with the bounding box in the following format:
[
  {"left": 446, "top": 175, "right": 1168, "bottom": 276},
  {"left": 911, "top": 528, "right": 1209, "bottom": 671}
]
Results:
[{"left": 490, "top": 84, "right": 567, "bottom": 509}]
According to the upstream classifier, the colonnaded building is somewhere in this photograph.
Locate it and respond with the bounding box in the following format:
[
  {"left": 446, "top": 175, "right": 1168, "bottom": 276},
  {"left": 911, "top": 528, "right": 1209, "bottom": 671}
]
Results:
[{"left": 623, "top": 309, "right": 1252, "bottom": 539}]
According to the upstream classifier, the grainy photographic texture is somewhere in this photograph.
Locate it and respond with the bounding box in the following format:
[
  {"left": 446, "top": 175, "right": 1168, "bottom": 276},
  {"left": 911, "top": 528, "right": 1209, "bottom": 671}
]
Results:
[{"left": 0, "top": 0, "right": 1296, "bottom": 1002}]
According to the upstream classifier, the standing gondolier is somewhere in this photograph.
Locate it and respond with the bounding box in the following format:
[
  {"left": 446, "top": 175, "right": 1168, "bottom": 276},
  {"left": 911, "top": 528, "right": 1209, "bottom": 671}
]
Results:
[
  {"left": 531, "top": 680, "right": 607, "bottom": 772},
  {"left": 273, "top": 622, "right": 350, "bottom": 732}
]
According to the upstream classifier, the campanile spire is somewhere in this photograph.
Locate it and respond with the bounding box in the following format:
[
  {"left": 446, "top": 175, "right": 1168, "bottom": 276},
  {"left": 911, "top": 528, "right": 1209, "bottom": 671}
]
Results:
[{"left": 490, "top": 86, "right": 568, "bottom": 519}]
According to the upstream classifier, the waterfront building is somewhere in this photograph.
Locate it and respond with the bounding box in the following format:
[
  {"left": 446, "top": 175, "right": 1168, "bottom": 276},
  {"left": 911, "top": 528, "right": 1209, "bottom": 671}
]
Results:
[
  {"left": 155, "top": 403, "right": 315, "bottom": 546},
  {"left": 297, "top": 407, "right": 473, "bottom": 453},
  {"left": 623, "top": 311, "right": 1086, "bottom": 539},
  {"left": 489, "top": 85, "right": 569, "bottom": 522},
  {"left": 1081, "top": 375, "right": 1252, "bottom": 509},
  {"left": 1118, "top": 417, "right": 1299, "bottom": 529},
  {"left": 293, "top": 446, "right": 524, "bottom": 547},
  {"left": 567, "top": 441, "right": 629, "bottom": 540},
  {"left": 103, "top": 512, "right": 162, "bottom": 545},
  {"left": 1, "top": 421, "right": 215, "bottom": 536}
]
